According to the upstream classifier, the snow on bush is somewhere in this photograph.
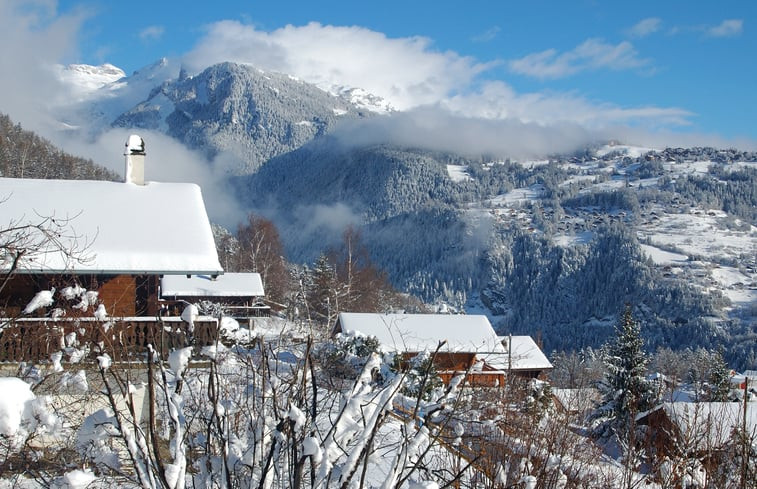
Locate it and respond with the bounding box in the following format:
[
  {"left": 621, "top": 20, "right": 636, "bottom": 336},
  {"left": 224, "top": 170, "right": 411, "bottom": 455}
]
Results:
[
  {"left": 0, "top": 377, "right": 58, "bottom": 453},
  {"left": 23, "top": 288, "right": 55, "bottom": 313},
  {"left": 97, "top": 353, "right": 112, "bottom": 370},
  {"left": 0, "top": 378, "right": 36, "bottom": 436},
  {"left": 169, "top": 347, "right": 193, "bottom": 380},
  {"left": 51, "top": 351, "right": 64, "bottom": 373},
  {"left": 56, "top": 468, "right": 96, "bottom": 489},
  {"left": 94, "top": 303, "right": 107, "bottom": 321},
  {"left": 60, "top": 285, "right": 85, "bottom": 300},
  {"left": 181, "top": 303, "right": 199, "bottom": 332}
]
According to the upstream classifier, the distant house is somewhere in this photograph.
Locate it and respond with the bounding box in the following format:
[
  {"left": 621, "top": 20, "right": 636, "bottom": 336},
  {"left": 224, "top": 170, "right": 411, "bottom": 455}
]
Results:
[
  {"left": 0, "top": 135, "right": 224, "bottom": 361},
  {"left": 332, "top": 312, "right": 552, "bottom": 386},
  {"left": 485, "top": 335, "right": 554, "bottom": 379},
  {"left": 160, "top": 272, "right": 270, "bottom": 320},
  {"left": 637, "top": 402, "right": 757, "bottom": 474},
  {"left": 734, "top": 371, "right": 757, "bottom": 392}
]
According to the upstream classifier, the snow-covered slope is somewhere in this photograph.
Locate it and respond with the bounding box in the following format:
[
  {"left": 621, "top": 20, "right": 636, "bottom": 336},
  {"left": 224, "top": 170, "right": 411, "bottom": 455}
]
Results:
[{"left": 55, "top": 63, "right": 125, "bottom": 96}]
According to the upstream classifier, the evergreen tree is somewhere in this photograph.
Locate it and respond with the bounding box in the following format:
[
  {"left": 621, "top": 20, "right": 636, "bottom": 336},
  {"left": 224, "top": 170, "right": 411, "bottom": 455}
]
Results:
[
  {"left": 706, "top": 348, "right": 732, "bottom": 402},
  {"left": 308, "top": 253, "right": 340, "bottom": 324},
  {"left": 598, "top": 306, "right": 657, "bottom": 433}
]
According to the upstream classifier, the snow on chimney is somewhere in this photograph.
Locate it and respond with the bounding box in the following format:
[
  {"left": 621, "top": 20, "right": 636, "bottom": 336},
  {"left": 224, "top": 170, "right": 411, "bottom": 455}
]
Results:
[{"left": 124, "top": 134, "right": 146, "bottom": 185}]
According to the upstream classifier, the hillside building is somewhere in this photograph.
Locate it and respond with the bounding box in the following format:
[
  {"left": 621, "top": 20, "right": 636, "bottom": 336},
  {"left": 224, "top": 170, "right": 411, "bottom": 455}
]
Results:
[
  {"left": 0, "top": 135, "right": 224, "bottom": 361},
  {"left": 333, "top": 312, "right": 552, "bottom": 386}
]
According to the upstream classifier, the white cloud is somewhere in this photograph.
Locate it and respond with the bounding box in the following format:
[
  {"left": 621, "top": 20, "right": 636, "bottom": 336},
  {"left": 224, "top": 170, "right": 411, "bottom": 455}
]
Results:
[
  {"left": 627, "top": 18, "right": 662, "bottom": 38},
  {"left": 706, "top": 19, "right": 743, "bottom": 38},
  {"left": 509, "top": 38, "right": 649, "bottom": 79},
  {"left": 442, "top": 81, "right": 694, "bottom": 129},
  {"left": 0, "top": 0, "right": 88, "bottom": 134},
  {"left": 49, "top": 128, "right": 245, "bottom": 228},
  {"left": 183, "top": 21, "right": 493, "bottom": 110},
  {"left": 472, "top": 26, "right": 501, "bottom": 43},
  {"left": 139, "top": 25, "right": 165, "bottom": 42},
  {"left": 183, "top": 22, "right": 690, "bottom": 133},
  {"left": 332, "top": 108, "right": 594, "bottom": 160}
]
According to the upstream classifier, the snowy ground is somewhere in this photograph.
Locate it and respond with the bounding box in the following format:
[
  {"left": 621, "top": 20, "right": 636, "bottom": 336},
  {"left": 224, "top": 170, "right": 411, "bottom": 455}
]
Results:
[
  {"left": 446, "top": 164, "right": 471, "bottom": 182},
  {"left": 489, "top": 184, "right": 546, "bottom": 206}
]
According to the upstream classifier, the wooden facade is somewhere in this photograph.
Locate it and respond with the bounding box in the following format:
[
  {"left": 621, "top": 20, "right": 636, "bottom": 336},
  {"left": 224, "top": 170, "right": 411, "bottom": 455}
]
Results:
[
  {"left": 0, "top": 274, "right": 161, "bottom": 318},
  {"left": 0, "top": 273, "right": 215, "bottom": 362},
  {"left": 398, "top": 351, "right": 508, "bottom": 387}
]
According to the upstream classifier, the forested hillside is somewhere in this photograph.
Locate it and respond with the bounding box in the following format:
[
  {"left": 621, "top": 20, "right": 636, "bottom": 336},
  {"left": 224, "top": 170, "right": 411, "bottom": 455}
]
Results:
[
  {"left": 0, "top": 114, "right": 118, "bottom": 181},
  {"left": 238, "top": 141, "right": 757, "bottom": 368}
]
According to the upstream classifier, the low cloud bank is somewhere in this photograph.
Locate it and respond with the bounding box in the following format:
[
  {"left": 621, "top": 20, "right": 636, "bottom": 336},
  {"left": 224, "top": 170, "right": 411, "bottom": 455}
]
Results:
[{"left": 51, "top": 128, "right": 245, "bottom": 229}]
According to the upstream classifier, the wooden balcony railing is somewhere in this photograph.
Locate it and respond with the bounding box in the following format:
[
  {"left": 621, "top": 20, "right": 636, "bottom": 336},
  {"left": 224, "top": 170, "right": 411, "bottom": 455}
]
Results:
[{"left": 0, "top": 316, "right": 219, "bottom": 363}]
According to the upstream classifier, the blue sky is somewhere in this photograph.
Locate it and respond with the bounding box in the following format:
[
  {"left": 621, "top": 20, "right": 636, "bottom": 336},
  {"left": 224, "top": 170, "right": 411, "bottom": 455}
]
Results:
[{"left": 3, "top": 0, "right": 757, "bottom": 147}]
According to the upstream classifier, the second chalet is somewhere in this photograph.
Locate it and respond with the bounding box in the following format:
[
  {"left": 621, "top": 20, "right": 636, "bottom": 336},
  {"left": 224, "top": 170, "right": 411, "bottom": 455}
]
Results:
[{"left": 333, "top": 312, "right": 552, "bottom": 386}]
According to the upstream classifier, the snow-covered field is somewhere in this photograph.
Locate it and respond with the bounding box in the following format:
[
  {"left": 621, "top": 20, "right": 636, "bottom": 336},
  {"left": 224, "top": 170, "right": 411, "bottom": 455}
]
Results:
[
  {"left": 639, "top": 244, "right": 688, "bottom": 265},
  {"left": 641, "top": 211, "right": 755, "bottom": 262},
  {"left": 446, "top": 164, "right": 471, "bottom": 182},
  {"left": 490, "top": 184, "right": 546, "bottom": 206}
]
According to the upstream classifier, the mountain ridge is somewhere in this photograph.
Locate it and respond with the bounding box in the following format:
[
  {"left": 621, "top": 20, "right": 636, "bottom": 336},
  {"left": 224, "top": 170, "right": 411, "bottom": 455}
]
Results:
[{"left": 42, "top": 59, "right": 757, "bottom": 368}]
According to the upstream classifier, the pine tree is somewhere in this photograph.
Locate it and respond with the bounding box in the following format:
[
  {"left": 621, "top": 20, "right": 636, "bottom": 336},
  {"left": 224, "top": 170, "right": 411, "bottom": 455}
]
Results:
[
  {"left": 706, "top": 348, "right": 732, "bottom": 402},
  {"left": 308, "top": 253, "right": 340, "bottom": 324},
  {"left": 598, "top": 305, "right": 657, "bottom": 432}
]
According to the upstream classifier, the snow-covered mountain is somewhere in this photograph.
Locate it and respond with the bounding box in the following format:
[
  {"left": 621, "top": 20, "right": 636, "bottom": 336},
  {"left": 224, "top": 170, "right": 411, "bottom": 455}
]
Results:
[
  {"left": 112, "top": 62, "right": 368, "bottom": 172},
  {"left": 57, "top": 60, "right": 378, "bottom": 172},
  {"left": 55, "top": 58, "right": 179, "bottom": 134},
  {"left": 47, "top": 58, "right": 757, "bottom": 367},
  {"left": 55, "top": 63, "right": 125, "bottom": 95}
]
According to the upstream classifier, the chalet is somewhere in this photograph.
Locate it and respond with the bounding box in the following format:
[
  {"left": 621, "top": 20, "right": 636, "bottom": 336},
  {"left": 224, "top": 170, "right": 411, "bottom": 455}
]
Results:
[
  {"left": 160, "top": 272, "right": 270, "bottom": 321},
  {"left": 0, "top": 135, "right": 224, "bottom": 361},
  {"left": 637, "top": 402, "right": 757, "bottom": 479},
  {"left": 332, "top": 312, "right": 552, "bottom": 386}
]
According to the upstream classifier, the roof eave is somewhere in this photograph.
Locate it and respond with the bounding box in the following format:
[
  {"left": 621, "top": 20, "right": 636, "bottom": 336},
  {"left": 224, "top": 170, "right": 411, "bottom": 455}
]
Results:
[{"left": 7, "top": 268, "right": 225, "bottom": 276}]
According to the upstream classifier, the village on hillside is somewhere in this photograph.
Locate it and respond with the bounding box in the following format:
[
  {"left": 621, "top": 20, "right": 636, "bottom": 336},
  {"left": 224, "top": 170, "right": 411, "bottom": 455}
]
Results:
[{"left": 0, "top": 136, "right": 755, "bottom": 488}]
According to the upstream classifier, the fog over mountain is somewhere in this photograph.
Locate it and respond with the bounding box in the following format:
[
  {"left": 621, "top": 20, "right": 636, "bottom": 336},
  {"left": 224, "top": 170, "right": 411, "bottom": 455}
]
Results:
[{"left": 2, "top": 53, "right": 755, "bottom": 367}]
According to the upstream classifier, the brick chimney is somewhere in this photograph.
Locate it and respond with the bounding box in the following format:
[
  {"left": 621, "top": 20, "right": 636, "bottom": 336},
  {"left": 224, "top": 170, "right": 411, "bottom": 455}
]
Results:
[{"left": 124, "top": 134, "right": 146, "bottom": 185}]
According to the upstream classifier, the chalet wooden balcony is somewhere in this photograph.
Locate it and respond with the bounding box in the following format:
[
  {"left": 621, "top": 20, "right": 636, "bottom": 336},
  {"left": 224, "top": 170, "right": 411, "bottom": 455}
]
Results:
[{"left": 0, "top": 316, "right": 219, "bottom": 363}]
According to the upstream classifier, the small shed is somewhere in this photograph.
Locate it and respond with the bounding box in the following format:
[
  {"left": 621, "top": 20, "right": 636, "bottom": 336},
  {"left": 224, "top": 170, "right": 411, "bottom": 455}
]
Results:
[{"left": 551, "top": 388, "right": 600, "bottom": 419}]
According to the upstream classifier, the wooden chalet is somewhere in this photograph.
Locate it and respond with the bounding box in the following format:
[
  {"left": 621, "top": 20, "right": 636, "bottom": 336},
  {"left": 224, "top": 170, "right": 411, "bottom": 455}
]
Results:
[
  {"left": 636, "top": 402, "right": 757, "bottom": 480},
  {"left": 333, "top": 312, "right": 552, "bottom": 387},
  {"left": 0, "top": 135, "right": 224, "bottom": 361},
  {"left": 160, "top": 272, "right": 270, "bottom": 322}
]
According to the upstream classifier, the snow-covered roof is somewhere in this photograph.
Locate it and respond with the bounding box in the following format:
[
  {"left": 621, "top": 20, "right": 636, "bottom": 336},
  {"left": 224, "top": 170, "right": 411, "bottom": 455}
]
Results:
[
  {"left": 0, "top": 177, "right": 222, "bottom": 275},
  {"left": 161, "top": 273, "right": 265, "bottom": 298},
  {"left": 644, "top": 402, "right": 757, "bottom": 449},
  {"left": 336, "top": 312, "right": 506, "bottom": 354},
  {"left": 482, "top": 336, "right": 553, "bottom": 371},
  {"left": 551, "top": 388, "right": 600, "bottom": 414}
]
